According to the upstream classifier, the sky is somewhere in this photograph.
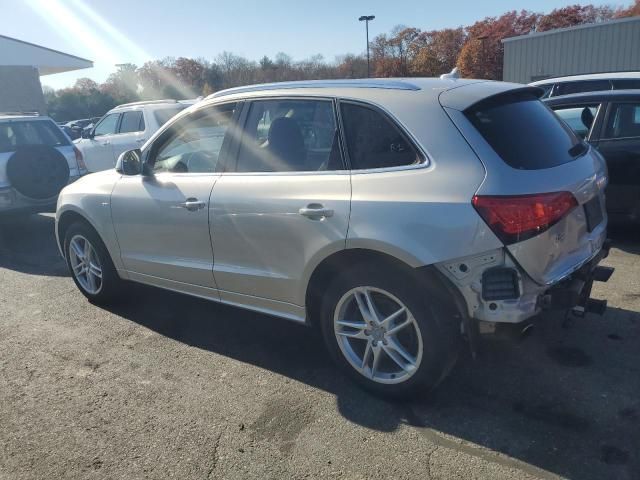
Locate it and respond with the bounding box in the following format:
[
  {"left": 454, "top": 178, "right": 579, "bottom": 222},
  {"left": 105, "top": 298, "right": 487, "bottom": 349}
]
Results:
[{"left": 0, "top": 0, "right": 630, "bottom": 89}]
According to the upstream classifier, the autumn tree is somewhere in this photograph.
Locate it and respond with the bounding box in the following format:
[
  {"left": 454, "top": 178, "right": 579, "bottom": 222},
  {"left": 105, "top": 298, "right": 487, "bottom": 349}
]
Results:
[
  {"left": 615, "top": 0, "right": 640, "bottom": 17},
  {"left": 537, "top": 4, "right": 616, "bottom": 31},
  {"left": 457, "top": 10, "right": 538, "bottom": 79}
]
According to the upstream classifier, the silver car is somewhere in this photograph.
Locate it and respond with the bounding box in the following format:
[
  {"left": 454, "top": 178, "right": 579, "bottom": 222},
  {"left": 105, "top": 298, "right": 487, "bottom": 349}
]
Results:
[{"left": 55, "top": 79, "right": 612, "bottom": 397}]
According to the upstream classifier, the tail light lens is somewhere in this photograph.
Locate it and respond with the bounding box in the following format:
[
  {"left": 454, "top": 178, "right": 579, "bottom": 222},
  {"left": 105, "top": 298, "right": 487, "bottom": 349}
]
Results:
[
  {"left": 472, "top": 192, "right": 578, "bottom": 245},
  {"left": 73, "top": 146, "right": 87, "bottom": 172}
]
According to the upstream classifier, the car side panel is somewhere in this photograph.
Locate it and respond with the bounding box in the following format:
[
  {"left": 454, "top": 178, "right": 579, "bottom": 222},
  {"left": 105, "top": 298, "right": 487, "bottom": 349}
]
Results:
[{"left": 346, "top": 98, "right": 501, "bottom": 273}]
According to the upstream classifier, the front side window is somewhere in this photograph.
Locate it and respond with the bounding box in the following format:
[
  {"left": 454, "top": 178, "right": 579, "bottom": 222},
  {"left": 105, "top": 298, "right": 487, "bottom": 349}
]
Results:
[
  {"left": 340, "top": 102, "right": 421, "bottom": 170},
  {"left": 604, "top": 102, "right": 640, "bottom": 139},
  {"left": 235, "top": 99, "right": 342, "bottom": 172},
  {"left": 119, "top": 111, "right": 144, "bottom": 133},
  {"left": 552, "top": 104, "right": 599, "bottom": 139},
  {"left": 93, "top": 113, "right": 120, "bottom": 137},
  {"left": 150, "top": 103, "right": 236, "bottom": 174},
  {"left": 466, "top": 93, "right": 585, "bottom": 170}
]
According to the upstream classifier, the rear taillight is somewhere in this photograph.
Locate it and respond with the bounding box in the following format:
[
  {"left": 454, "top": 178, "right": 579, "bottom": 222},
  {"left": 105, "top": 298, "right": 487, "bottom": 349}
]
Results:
[
  {"left": 472, "top": 192, "right": 578, "bottom": 245},
  {"left": 73, "top": 146, "right": 87, "bottom": 172}
]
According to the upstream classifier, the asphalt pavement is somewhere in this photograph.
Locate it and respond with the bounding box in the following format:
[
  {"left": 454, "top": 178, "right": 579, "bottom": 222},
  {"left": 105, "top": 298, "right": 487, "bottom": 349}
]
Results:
[{"left": 1, "top": 213, "right": 639, "bottom": 479}]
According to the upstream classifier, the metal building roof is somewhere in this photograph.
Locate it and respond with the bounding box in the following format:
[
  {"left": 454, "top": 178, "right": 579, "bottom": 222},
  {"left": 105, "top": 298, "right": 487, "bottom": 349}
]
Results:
[{"left": 0, "top": 34, "right": 93, "bottom": 75}]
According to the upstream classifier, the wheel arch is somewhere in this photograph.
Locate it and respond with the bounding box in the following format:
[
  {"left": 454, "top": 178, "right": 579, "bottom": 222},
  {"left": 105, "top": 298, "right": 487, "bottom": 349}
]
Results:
[
  {"left": 304, "top": 248, "right": 464, "bottom": 329},
  {"left": 56, "top": 208, "right": 103, "bottom": 259}
]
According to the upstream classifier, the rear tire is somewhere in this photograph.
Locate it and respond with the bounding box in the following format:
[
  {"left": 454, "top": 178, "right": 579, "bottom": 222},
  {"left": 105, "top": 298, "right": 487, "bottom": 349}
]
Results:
[
  {"left": 320, "top": 264, "right": 459, "bottom": 399},
  {"left": 64, "top": 221, "right": 121, "bottom": 305}
]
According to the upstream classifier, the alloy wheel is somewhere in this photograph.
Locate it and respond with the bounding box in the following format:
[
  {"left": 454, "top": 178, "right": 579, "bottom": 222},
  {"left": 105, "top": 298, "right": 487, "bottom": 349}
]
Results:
[
  {"left": 68, "top": 234, "right": 103, "bottom": 295},
  {"left": 333, "top": 286, "right": 423, "bottom": 384}
]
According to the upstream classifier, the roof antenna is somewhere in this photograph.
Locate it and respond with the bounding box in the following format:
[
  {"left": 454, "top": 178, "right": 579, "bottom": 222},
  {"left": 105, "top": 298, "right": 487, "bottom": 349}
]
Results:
[{"left": 440, "top": 67, "right": 460, "bottom": 80}]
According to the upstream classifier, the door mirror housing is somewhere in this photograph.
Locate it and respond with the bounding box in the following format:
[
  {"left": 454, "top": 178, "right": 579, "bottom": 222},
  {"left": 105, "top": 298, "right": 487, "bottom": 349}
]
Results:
[
  {"left": 116, "top": 149, "right": 143, "bottom": 175},
  {"left": 80, "top": 127, "right": 94, "bottom": 139}
]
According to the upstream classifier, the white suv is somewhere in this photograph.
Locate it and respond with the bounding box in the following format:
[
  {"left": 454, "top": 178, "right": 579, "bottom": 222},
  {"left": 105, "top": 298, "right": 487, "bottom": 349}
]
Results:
[{"left": 75, "top": 100, "right": 188, "bottom": 172}]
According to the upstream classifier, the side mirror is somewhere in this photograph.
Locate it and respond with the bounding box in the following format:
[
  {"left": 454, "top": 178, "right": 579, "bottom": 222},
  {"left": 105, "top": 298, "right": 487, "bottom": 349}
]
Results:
[
  {"left": 116, "top": 149, "right": 142, "bottom": 175},
  {"left": 81, "top": 128, "right": 93, "bottom": 139}
]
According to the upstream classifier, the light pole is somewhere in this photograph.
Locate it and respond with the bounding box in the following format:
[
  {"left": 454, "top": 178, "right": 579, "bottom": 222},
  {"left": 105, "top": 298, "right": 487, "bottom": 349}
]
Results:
[{"left": 358, "top": 15, "right": 375, "bottom": 77}]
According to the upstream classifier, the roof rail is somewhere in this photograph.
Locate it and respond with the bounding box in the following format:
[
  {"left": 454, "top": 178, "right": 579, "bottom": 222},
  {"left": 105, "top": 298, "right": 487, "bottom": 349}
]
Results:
[
  {"left": 0, "top": 111, "right": 40, "bottom": 116},
  {"left": 208, "top": 79, "right": 422, "bottom": 99},
  {"left": 116, "top": 99, "right": 178, "bottom": 108}
]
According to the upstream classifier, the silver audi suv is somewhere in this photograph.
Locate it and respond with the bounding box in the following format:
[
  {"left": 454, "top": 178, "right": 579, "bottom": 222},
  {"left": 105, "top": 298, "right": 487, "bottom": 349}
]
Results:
[{"left": 55, "top": 78, "right": 612, "bottom": 397}]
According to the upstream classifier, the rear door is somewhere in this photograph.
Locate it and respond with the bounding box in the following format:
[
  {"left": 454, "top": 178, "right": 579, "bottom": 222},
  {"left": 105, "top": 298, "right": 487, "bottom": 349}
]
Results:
[
  {"left": 110, "top": 110, "right": 147, "bottom": 161},
  {"left": 594, "top": 101, "right": 640, "bottom": 222},
  {"left": 83, "top": 113, "right": 120, "bottom": 172},
  {"left": 210, "top": 97, "right": 350, "bottom": 317}
]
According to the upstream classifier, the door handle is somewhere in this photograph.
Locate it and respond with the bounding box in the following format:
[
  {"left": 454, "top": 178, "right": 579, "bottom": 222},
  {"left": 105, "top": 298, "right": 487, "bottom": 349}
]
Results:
[
  {"left": 101, "top": 141, "right": 110, "bottom": 146},
  {"left": 177, "top": 198, "right": 206, "bottom": 212},
  {"left": 299, "top": 204, "right": 334, "bottom": 219}
]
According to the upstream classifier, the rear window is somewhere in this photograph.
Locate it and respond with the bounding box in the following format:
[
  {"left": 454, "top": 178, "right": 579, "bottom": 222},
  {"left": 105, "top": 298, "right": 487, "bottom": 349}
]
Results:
[
  {"left": 466, "top": 93, "right": 585, "bottom": 170},
  {"left": 0, "top": 120, "right": 70, "bottom": 153},
  {"left": 153, "top": 107, "right": 187, "bottom": 127}
]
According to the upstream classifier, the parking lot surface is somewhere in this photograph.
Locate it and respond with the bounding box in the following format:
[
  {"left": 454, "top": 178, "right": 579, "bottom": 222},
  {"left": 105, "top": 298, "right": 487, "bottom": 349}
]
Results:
[{"left": 1, "top": 213, "right": 639, "bottom": 479}]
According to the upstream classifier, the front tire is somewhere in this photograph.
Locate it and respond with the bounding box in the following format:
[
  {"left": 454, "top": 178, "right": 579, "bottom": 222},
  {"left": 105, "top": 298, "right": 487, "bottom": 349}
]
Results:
[
  {"left": 320, "top": 264, "right": 459, "bottom": 399},
  {"left": 64, "top": 221, "right": 121, "bottom": 304}
]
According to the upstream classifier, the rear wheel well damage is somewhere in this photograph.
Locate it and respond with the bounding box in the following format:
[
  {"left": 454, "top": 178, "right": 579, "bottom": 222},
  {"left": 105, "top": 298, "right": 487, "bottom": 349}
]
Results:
[{"left": 305, "top": 248, "right": 465, "bottom": 335}]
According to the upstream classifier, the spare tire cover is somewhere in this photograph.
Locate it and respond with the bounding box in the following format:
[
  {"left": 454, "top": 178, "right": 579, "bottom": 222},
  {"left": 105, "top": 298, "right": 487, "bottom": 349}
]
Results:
[{"left": 6, "top": 145, "right": 70, "bottom": 199}]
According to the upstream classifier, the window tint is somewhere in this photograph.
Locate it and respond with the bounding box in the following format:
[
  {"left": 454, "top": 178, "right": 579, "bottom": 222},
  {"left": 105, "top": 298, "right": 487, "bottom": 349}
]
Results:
[
  {"left": 236, "top": 99, "right": 342, "bottom": 172},
  {"left": 0, "top": 120, "right": 70, "bottom": 153},
  {"left": 153, "top": 106, "right": 187, "bottom": 127},
  {"left": 340, "top": 103, "right": 420, "bottom": 170},
  {"left": 467, "top": 93, "right": 585, "bottom": 170},
  {"left": 604, "top": 103, "right": 640, "bottom": 139},
  {"left": 119, "top": 111, "right": 144, "bottom": 133},
  {"left": 552, "top": 104, "right": 599, "bottom": 139},
  {"left": 151, "top": 103, "right": 236, "bottom": 174},
  {"left": 93, "top": 113, "right": 120, "bottom": 136},
  {"left": 555, "top": 80, "right": 611, "bottom": 96},
  {"left": 611, "top": 79, "right": 640, "bottom": 90}
]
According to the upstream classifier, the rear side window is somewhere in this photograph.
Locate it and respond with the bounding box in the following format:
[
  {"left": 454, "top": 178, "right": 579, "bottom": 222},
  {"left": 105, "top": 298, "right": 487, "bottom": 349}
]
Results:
[
  {"left": 555, "top": 80, "right": 611, "bottom": 96},
  {"left": 466, "top": 93, "right": 585, "bottom": 170},
  {"left": 604, "top": 103, "right": 640, "bottom": 139},
  {"left": 119, "top": 110, "right": 144, "bottom": 133},
  {"left": 0, "top": 120, "right": 70, "bottom": 153},
  {"left": 340, "top": 102, "right": 421, "bottom": 170}
]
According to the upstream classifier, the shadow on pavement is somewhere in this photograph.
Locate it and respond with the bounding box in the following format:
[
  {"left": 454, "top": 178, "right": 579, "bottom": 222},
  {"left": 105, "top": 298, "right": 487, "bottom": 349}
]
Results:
[
  {"left": 0, "top": 213, "right": 67, "bottom": 277},
  {"left": 103, "top": 282, "right": 640, "bottom": 480},
  {"left": 3, "top": 214, "right": 640, "bottom": 479}
]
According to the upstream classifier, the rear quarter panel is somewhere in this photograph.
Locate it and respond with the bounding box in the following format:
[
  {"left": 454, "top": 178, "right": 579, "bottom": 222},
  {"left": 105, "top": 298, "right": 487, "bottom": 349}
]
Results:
[{"left": 346, "top": 91, "right": 502, "bottom": 267}]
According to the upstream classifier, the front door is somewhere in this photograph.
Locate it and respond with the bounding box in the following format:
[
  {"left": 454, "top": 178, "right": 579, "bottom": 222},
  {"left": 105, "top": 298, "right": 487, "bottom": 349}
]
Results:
[
  {"left": 595, "top": 101, "right": 640, "bottom": 221},
  {"left": 111, "top": 102, "right": 239, "bottom": 291},
  {"left": 84, "top": 112, "right": 119, "bottom": 172},
  {"left": 210, "top": 98, "right": 350, "bottom": 317},
  {"left": 110, "top": 109, "right": 147, "bottom": 163}
]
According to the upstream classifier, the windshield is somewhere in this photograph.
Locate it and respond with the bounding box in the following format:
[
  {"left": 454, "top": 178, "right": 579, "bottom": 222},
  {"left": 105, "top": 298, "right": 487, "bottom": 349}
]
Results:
[
  {"left": 466, "top": 93, "right": 586, "bottom": 170},
  {"left": 0, "top": 120, "right": 70, "bottom": 154}
]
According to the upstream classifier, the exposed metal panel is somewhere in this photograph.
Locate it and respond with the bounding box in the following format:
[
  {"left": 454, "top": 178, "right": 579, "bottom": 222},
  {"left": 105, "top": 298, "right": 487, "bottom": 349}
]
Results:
[{"left": 503, "top": 17, "right": 640, "bottom": 83}]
